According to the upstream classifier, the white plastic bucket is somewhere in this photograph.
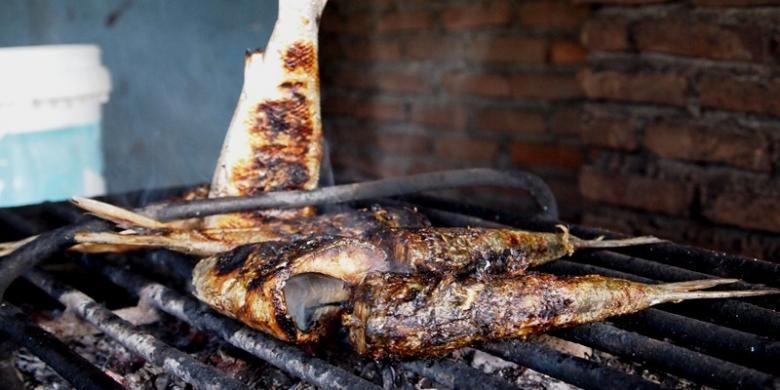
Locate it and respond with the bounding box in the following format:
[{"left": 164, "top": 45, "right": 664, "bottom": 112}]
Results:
[{"left": 0, "top": 44, "right": 111, "bottom": 207}]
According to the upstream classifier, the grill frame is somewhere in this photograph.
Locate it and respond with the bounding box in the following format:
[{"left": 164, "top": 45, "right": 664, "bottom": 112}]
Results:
[{"left": 0, "top": 175, "right": 777, "bottom": 389}]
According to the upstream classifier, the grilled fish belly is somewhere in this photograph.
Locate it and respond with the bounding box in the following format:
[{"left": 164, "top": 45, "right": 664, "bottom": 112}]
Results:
[{"left": 192, "top": 237, "right": 389, "bottom": 343}]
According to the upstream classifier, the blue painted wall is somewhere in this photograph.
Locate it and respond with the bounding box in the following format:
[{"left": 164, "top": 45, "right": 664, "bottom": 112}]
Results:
[{"left": 0, "top": 0, "right": 277, "bottom": 193}]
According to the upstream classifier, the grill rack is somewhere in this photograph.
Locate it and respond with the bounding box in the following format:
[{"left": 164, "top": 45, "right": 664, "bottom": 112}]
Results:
[{"left": 0, "top": 184, "right": 778, "bottom": 389}]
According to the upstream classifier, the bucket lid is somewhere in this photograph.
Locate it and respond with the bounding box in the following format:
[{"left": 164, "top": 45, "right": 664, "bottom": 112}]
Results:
[{"left": 0, "top": 44, "right": 111, "bottom": 103}]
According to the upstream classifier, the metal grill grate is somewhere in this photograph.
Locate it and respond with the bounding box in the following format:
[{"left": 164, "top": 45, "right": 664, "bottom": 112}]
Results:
[{"left": 0, "top": 181, "right": 778, "bottom": 389}]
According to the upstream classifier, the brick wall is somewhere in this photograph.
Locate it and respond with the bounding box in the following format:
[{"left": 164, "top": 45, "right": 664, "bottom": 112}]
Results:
[
  {"left": 319, "top": 0, "right": 590, "bottom": 219},
  {"left": 319, "top": 0, "right": 780, "bottom": 260},
  {"left": 579, "top": 0, "right": 780, "bottom": 259}
]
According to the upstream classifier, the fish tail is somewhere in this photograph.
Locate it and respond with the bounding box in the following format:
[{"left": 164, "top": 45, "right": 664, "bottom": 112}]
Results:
[{"left": 652, "top": 278, "right": 779, "bottom": 304}]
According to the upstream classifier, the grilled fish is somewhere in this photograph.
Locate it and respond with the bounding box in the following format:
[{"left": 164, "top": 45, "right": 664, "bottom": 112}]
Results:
[
  {"left": 364, "top": 226, "right": 661, "bottom": 279},
  {"left": 189, "top": 227, "right": 661, "bottom": 343},
  {"left": 344, "top": 273, "right": 780, "bottom": 359},
  {"left": 208, "top": 0, "right": 329, "bottom": 227}
]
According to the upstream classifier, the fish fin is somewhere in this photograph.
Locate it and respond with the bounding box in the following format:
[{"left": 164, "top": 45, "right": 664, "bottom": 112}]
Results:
[{"left": 71, "top": 197, "right": 170, "bottom": 231}]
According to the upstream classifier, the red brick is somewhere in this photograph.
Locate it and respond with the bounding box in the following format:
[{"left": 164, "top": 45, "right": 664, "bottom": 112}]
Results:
[
  {"left": 376, "top": 133, "right": 433, "bottom": 155},
  {"left": 441, "top": 2, "right": 513, "bottom": 31},
  {"left": 581, "top": 117, "right": 638, "bottom": 150},
  {"left": 364, "top": 157, "right": 411, "bottom": 179},
  {"left": 574, "top": 0, "right": 670, "bottom": 4},
  {"left": 580, "top": 170, "right": 694, "bottom": 215},
  {"left": 323, "top": 97, "right": 406, "bottom": 122},
  {"left": 581, "top": 19, "right": 630, "bottom": 51},
  {"left": 582, "top": 205, "right": 780, "bottom": 260},
  {"left": 517, "top": 1, "right": 590, "bottom": 30},
  {"left": 550, "top": 107, "right": 582, "bottom": 135},
  {"left": 327, "top": 125, "right": 373, "bottom": 146},
  {"left": 511, "top": 143, "right": 584, "bottom": 169},
  {"left": 464, "top": 37, "right": 547, "bottom": 64},
  {"left": 511, "top": 73, "right": 583, "bottom": 100},
  {"left": 334, "top": 70, "right": 431, "bottom": 94},
  {"left": 699, "top": 76, "right": 780, "bottom": 117},
  {"left": 550, "top": 41, "right": 588, "bottom": 64},
  {"left": 693, "top": 0, "right": 780, "bottom": 6},
  {"left": 376, "top": 11, "right": 435, "bottom": 32},
  {"left": 580, "top": 70, "right": 688, "bottom": 106},
  {"left": 435, "top": 138, "right": 499, "bottom": 162},
  {"left": 703, "top": 192, "right": 780, "bottom": 233},
  {"left": 346, "top": 40, "right": 402, "bottom": 61},
  {"left": 633, "top": 20, "right": 764, "bottom": 62},
  {"left": 547, "top": 178, "right": 584, "bottom": 214},
  {"left": 411, "top": 104, "right": 468, "bottom": 130},
  {"left": 476, "top": 108, "right": 546, "bottom": 134},
  {"left": 644, "top": 124, "right": 771, "bottom": 172},
  {"left": 404, "top": 37, "right": 460, "bottom": 60},
  {"left": 442, "top": 71, "right": 511, "bottom": 97},
  {"left": 320, "top": 12, "right": 373, "bottom": 34}
]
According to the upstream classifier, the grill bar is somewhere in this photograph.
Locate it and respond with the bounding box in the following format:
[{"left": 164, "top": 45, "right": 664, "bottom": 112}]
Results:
[
  {"left": 612, "top": 241, "right": 780, "bottom": 289},
  {"left": 577, "top": 251, "right": 780, "bottom": 311},
  {"left": 543, "top": 259, "right": 780, "bottom": 370},
  {"left": 613, "top": 310, "right": 779, "bottom": 374},
  {"left": 23, "top": 270, "right": 249, "bottom": 390},
  {"left": 481, "top": 340, "right": 660, "bottom": 390},
  {"left": 0, "top": 219, "right": 110, "bottom": 299},
  {"left": 558, "top": 323, "right": 779, "bottom": 389},
  {"left": 143, "top": 169, "right": 559, "bottom": 221},
  {"left": 89, "top": 260, "right": 379, "bottom": 390},
  {"left": 0, "top": 302, "right": 123, "bottom": 390}
]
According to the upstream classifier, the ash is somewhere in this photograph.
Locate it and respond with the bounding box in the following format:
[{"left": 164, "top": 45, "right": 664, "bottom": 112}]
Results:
[{"left": 15, "top": 309, "right": 297, "bottom": 390}]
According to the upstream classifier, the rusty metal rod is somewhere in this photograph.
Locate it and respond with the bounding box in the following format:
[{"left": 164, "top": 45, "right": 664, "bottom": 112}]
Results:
[{"left": 23, "top": 270, "right": 248, "bottom": 390}]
